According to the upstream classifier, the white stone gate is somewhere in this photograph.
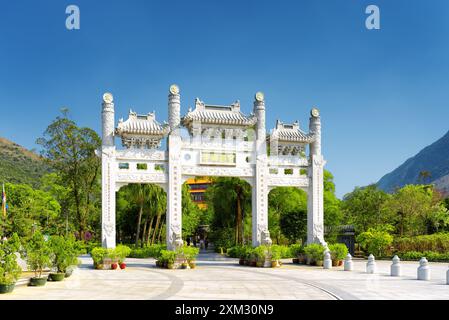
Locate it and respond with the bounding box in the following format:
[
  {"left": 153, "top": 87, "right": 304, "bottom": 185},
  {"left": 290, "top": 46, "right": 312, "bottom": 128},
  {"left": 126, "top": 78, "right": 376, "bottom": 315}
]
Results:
[{"left": 100, "top": 85, "right": 326, "bottom": 250}]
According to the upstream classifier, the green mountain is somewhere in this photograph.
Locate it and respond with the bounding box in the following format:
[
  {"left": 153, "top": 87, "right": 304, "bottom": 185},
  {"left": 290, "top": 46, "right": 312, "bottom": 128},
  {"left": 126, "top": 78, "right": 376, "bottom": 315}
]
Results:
[
  {"left": 377, "top": 130, "right": 449, "bottom": 194},
  {"left": 0, "top": 137, "right": 51, "bottom": 187}
]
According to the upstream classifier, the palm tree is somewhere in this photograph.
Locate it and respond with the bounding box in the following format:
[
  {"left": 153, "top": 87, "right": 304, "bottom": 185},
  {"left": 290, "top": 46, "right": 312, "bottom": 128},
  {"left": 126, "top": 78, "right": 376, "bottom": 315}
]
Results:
[
  {"left": 209, "top": 177, "right": 251, "bottom": 246},
  {"left": 128, "top": 184, "right": 151, "bottom": 246}
]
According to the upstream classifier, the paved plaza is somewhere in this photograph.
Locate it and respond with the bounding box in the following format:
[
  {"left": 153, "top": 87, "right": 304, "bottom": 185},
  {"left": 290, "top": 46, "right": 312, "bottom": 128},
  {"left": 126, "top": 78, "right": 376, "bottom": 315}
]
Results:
[{"left": 1, "top": 252, "right": 449, "bottom": 300}]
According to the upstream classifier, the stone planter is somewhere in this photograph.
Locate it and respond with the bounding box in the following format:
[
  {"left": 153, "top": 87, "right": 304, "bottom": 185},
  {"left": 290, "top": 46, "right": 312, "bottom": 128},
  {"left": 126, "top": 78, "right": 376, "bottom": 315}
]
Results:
[
  {"left": 0, "top": 283, "right": 15, "bottom": 294},
  {"left": 315, "top": 260, "right": 324, "bottom": 267},
  {"left": 49, "top": 273, "right": 65, "bottom": 281},
  {"left": 256, "top": 260, "right": 264, "bottom": 268},
  {"left": 29, "top": 277, "right": 47, "bottom": 287},
  {"left": 65, "top": 268, "right": 73, "bottom": 278}
]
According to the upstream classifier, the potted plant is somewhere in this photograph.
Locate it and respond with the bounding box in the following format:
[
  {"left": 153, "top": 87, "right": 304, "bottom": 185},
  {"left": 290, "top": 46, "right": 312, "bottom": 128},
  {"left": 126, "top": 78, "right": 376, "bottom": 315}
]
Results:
[
  {"left": 115, "top": 245, "right": 131, "bottom": 270},
  {"left": 329, "top": 243, "right": 348, "bottom": 267},
  {"left": 270, "top": 245, "right": 282, "bottom": 268},
  {"left": 91, "top": 247, "right": 108, "bottom": 269},
  {"left": 159, "top": 250, "right": 176, "bottom": 269},
  {"left": 48, "top": 236, "right": 79, "bottom": 281},
  {"left": 0, "top": 233, "right": 22, "bottom": 294},
  {"left": 183, "top": 246, "right": 199, "bottom": 269},
  {"left": 304, "top": 243, "right": 325, "bottom": 266},
  {"left": 290, "top": 244, "right": 302, "bottom": 263},
  {"left": 26, "top": 231, "right": 52, "bottom": 286},
  {"left": 254, "top": 246, "right": 267, "bottom": 267}
]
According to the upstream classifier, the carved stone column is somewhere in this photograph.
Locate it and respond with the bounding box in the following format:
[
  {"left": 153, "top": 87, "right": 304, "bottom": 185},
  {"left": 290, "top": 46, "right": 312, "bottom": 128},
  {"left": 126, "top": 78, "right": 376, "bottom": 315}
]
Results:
[
  {"left": 252, "top": 92, "right": 270, "bottom": 247},
  {"left": 307, "top": 108, "right": 326, "bottom": 246},
  {"left": 167, "top": 85, "right": 183, "bottom": 250},
  {"left": 101, "top": 93, "right": 116, "bottom": 248}
]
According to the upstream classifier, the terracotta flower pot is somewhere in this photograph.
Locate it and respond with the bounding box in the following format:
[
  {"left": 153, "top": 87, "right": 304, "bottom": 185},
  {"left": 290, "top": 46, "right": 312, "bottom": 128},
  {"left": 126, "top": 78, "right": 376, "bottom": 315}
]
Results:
[
  {"left": 338, "top": 260, "right": 343, "bottom": 266},
  {"left": 111, "top": 263, "right": 118, "bottom": 270},
  {"left": 119, "top": 263, "right": 126, "bottom": 269}
]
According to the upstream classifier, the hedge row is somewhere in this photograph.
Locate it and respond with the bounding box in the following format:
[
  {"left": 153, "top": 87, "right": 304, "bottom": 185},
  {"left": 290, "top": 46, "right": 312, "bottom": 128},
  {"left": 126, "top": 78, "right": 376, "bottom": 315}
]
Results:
[
  {"left": 394, "top": 233, "right": 449, "bottom": 253},
  {"left": 397, "top": 251, "right": 449, "bottom": 262}
]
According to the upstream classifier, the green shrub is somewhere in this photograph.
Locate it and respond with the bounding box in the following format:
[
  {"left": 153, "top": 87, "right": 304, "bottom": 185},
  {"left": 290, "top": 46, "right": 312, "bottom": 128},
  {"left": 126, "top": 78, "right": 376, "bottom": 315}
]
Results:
[
  {"left": 91, "top": 247, "right": 109, "bottom": 265},
  {"left": 394, "top": 233, "right": 449, "bottom": 253},
  {"left": 270, "top": 245, "right": 282, "bottom": 261},
  {"left": 129, "top": 244, "right": 166, "bottom": 258},
  {"left": 179, "top": 246, "right": 199, "bottom": 262},
  {"left": 49, "top": 235, "right": 80, "bottom": 273},
  {"left": 114, "top": 245, "right": 131, "bottom": 264},
  {"left": 0, "top": 233, "right": 22, "bottom": 285},
  {"left": 289, "top": 244, "right": 305, "bottom": 257},
  {"left": 269, "top": 245, "right": 291, "bottom": 259},
  {"left": 25, "top": 231, "right": 52, "bottom": 278},
  {"left": 304, "top": 243, "right": 325, "bottom": 262},
  {"left": 328, "top": 243, "right": 348, "bottom": 261},
  {"left": 253, "top": 246, "right": 269, "bottom": 262},
  {"left": 227, "top": 245, "right": 252, "bottom": 259},
  {"left": 356, "top": 227, "right": 393, "bottom": 258},
  {"left": 158, "top": 250, "right": 177, "bottom": 264},
  {"left": 398, "top": 251, "right": 449, "bottom": 262}
]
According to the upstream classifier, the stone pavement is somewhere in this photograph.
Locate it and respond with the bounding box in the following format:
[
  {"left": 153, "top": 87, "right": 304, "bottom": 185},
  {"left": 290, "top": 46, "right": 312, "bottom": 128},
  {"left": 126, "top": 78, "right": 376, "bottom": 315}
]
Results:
[{"left": 1, "top": 252, "right": 448, "bottom": 300}]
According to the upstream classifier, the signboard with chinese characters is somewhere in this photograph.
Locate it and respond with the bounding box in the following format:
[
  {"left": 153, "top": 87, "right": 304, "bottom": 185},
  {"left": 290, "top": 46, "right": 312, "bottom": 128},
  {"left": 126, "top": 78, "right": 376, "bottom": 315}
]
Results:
[{"left": 200, "top": 151, "right": 236, "bottom": 166}]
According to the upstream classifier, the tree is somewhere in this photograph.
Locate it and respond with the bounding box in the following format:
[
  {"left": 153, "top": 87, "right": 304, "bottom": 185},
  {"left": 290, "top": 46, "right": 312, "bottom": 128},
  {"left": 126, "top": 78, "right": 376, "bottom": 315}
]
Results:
[
  {"left": 280, "top": 210, "right": 307, "bottom": 243},
  {"left": 383, "top": 185, "right": 449, "bottom": 236},
  {"left": 37, "top": 112, "right": 101, "bottom": 240},
  {"left": 181, "top": 183, "right": 200, "bottom": 238},
  {"left": 268, "top": 187, "right": 307, "bottom": 244},
  {"left": 323, "top": 170, "right": 343, "bottom": 228},
  {"left": 341, "top": 184, "right": 391, "bottom": 233},
  {"left": 206, "top": 177, "right": 251, "bottom": 246},
  {"left": 1, "top": 183, "right": 60, "bottom": 238},
  {"left": 127, "top": 184, "right": 151, "bottom": 246}
]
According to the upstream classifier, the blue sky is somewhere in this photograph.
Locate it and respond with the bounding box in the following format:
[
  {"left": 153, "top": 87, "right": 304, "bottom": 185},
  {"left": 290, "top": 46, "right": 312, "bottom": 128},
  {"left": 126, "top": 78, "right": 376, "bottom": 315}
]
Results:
[{"left": 1, "top": 0, "right": 448, "bottom": 198}]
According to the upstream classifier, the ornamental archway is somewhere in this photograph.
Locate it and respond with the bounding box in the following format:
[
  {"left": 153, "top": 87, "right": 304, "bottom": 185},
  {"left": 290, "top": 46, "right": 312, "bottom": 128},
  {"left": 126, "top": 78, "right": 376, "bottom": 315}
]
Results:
[{"left": 100, "top": 85, "right": 326, "bottom": 250}]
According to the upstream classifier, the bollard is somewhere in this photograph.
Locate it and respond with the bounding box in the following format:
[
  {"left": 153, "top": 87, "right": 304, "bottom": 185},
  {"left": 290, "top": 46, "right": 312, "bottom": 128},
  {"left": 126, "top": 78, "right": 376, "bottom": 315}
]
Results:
[
  {"left": 323, "top": 250, "right": 332, "bottom": 269},
  {"left": 366, "top": 254, "right": 377, "bottom": 274},
  {"left": 446, "top": 266, "right": 449, "bottom": 285},
  {"left": 344, "top": 253, "right": 353, "bottom": 271},
  {"left": 417, "top": 257, "right": 431, "bottom": 281},
  {"left": 390, "top": 255, "right": 401, "bottom": 277}
]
